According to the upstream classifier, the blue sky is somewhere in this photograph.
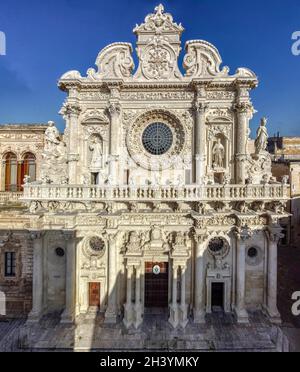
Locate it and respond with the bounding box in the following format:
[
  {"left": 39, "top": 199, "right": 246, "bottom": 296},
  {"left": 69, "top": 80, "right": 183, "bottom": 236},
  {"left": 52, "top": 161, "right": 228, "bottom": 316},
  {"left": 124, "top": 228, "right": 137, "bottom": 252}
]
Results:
[{"left": 0, "top": 0, "right": 299, "bottom": 136}]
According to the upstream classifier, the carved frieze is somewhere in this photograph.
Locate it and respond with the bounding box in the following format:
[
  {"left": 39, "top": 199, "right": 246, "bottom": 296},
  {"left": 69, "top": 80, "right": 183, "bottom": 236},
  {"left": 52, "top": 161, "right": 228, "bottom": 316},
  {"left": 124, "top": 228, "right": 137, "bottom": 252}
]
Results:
[{"left": 120, "top": 90, "right": 194, "bottom": 101}]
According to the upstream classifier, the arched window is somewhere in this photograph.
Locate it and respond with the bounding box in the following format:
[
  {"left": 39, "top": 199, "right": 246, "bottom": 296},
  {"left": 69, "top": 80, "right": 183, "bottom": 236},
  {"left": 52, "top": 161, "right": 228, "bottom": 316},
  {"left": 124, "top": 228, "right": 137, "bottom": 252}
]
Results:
[
  {"left": 3, "top": 152, "right": 36, "bottom": 192},
  {"left": 4, "top": 152, "right": 18, "bottom": 191},
  {"left": 21, "top": 153, "right": 36, "bottom": 185}
]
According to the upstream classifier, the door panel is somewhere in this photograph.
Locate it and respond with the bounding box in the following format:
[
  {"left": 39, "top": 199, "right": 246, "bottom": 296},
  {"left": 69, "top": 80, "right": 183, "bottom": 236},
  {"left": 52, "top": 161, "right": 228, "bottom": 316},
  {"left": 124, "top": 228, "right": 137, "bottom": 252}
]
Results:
[
  {"left": 89, "top": 282, "right": 100, "bottom": 307},
  {"left": 145, "top": 262, "right": 168, "bottom": 308},
  {"left": 211, "top": 282, "right": 224, "bottom": 309}
]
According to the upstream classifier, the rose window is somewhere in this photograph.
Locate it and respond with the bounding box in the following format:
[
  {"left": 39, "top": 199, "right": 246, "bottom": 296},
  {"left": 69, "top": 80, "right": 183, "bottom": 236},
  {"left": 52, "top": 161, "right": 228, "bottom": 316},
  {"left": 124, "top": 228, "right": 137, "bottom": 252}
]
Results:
[{"left": 142, "top": 122, "right": 173, "bottom": 155}]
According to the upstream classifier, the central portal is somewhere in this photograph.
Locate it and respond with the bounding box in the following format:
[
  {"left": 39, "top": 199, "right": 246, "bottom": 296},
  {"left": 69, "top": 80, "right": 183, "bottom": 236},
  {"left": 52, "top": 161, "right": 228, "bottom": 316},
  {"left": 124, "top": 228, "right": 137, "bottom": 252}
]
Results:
[
  {"left": 145, "top": 262, "right": 169, "bottom": 308},
  {"left": 211, "top": 282, "right": 224, "bottom": 311}
]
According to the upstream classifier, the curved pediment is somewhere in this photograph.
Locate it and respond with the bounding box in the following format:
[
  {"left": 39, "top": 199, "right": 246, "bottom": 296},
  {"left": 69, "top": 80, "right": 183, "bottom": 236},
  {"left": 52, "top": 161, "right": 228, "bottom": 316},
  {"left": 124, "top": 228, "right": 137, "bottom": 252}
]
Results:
[{"left": 58, "top": 4, "right": 258, "bottom": 87}]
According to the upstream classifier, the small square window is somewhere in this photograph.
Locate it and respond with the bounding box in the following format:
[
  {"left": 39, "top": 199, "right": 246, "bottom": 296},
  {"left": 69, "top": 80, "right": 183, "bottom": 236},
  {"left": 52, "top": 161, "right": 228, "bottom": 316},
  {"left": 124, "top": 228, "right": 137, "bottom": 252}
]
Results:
[{"left": 5, "top": 252, "right": 16, "bottom": 277}]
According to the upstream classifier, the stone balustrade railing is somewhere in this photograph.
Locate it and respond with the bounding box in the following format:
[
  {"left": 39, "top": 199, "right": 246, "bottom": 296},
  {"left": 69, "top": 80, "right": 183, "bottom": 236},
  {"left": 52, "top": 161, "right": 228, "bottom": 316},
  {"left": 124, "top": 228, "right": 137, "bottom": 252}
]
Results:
[
  {"left": 0, "top": 192, "right": 23, "bottom": 203},
  {"left": 22, "top": 184, "right": 290, "bottom": 203}
]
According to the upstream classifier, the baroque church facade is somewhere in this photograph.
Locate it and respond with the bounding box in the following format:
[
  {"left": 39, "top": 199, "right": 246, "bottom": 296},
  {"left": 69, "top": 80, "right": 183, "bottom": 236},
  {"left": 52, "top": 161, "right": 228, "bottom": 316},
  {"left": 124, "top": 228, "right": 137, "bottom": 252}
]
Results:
[{"left": 0, "top": 5, "right": 290, "bottom": 330}]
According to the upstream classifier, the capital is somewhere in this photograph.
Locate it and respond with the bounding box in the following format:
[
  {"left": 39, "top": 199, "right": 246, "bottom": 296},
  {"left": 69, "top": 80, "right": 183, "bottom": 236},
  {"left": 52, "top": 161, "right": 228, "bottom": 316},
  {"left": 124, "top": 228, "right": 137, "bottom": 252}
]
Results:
[
  {"left": 107, "top": 102, "right": 121, "bottom": 118},
  {"left": 64, "top": 103, "right": 82, "bottom": 117},
  {"left": 234, "top": 101, "right": 253, "bottom": 114},
  {"left": 194, "top": 101, "right": 208, "bottom": 114},
  {"left": 265, "top": 224, "right": 284, "bottom": 244},
  {"left": 29, "top": 230, "right": 45, "bottom": 241},
  {"left": 193, "top": 228, "right": 208, "bottom": 244},
  {"left": 234, "top": 225, "right": 252, "bottom": 242}
]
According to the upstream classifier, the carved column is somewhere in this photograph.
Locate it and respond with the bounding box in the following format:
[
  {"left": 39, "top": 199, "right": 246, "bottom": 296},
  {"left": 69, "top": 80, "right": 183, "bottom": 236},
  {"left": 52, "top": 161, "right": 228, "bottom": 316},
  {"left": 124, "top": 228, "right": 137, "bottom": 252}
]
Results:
[
  {"left": 27, "top": 231, "right": 45, "bottom": 323},
  {"left": 169, "top": 262, "right": 179, "bottom": 328},
  {"left": 123, "top": 264, "right": 133, "bottom": 328},
  {"left": 234, "top": 95, "right": 253, "bottom": 184},
  {"left": 179, "top": 264, "right": 188, "bottom": 328},
  {"left": 65, "top": 103, "right": 81, "bottom": 184},
  {"left": 107, "top": 99, "right": 121, "bottom": 185},
  {"left": 193, "top": 84, "right": 207, "bottom": 184},
  {"left": 134, "top": 264, "right": 143, "bottom": 329},
  {"left": 194, "top": 233, "right": 207, "bottom": 323},
  {"left": 105, "top": 232, "right": 118, "bottom": 324},
  {"left": 61, "top": 230, "right": 76, "bottom": 324},
  {"left": 265, "top": 224, "right": 283, "bottom": 324},
  {"left": 235, "top": 226, "right": 251, "bottom": 323}
]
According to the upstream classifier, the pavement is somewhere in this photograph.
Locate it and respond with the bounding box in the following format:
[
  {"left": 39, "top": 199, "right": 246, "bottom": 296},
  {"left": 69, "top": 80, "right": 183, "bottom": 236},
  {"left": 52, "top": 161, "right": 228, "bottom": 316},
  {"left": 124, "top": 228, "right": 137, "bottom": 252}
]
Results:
[{"left": 0, "top": 311, "right": 287, "bottom": 352}]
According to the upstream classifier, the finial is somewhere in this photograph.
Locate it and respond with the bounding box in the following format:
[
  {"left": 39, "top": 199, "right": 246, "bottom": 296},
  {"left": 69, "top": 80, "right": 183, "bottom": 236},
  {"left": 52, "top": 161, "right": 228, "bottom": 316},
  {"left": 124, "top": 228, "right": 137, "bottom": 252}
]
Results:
[{"left": 154, "top": 4, "right": 165, "bottom": 15}]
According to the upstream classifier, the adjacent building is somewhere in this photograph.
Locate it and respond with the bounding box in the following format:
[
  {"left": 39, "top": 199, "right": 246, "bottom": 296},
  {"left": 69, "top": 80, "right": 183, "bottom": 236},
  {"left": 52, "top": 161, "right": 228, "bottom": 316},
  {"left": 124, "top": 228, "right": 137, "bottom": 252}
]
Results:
[
  {"left": 268, "top": 135, "right": 300, "bottom": 244},
  {"left": 0, "top": 124, "right": 46, "bottom": 317}
]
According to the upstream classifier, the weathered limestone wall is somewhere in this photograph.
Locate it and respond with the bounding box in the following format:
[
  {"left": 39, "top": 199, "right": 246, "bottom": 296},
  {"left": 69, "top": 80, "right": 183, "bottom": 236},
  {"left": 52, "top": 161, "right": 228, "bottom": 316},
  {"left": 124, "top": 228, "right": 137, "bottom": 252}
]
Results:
[{"left": 0, "top": 228, "right": 33, "bottom": 317}]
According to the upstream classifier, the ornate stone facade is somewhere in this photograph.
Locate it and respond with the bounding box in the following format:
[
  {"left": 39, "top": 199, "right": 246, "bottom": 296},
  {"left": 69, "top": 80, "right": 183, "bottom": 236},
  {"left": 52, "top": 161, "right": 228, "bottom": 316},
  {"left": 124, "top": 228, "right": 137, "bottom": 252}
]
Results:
[{"left": 0, "top": 5, "right": 290, "bottom": 331}]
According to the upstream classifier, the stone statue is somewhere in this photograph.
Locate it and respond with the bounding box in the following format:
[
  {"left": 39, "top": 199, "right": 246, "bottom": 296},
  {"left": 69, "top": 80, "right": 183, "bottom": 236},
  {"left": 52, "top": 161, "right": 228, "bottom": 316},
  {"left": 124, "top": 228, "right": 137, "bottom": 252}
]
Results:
[
  {"left": 45, "top": 121, "right": 60, "bottom": 151},
  {"left": 174, "top": 231, "right": 185, "bottom": 246},
  {"left": 212, "top": 138, "right": 225, "bottom": 168},
  {"left": 150, "top": 226, "right": 162, "bottom": 241},
  {"left": 23, "top": 175, "right": 30, "bottom": 184},
  {"left": 41, "top": 122, "right": 68, "bottom": 184},
  {"left": 255, "top": 117, "right": 268, "bottom": 154},
  {"left": 89, "top": 136, "right": 103, "bottom": 169}
]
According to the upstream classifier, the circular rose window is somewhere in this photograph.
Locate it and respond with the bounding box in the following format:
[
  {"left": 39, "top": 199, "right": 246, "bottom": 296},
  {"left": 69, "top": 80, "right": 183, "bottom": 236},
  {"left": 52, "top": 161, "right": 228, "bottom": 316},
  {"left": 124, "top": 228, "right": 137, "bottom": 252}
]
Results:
[
  {"left": 89, "top": 237, "right": 105, "bottom": 252},
  {"left": 142, "top": 122, "right": 173, "bottom": 155},
  {"left": 208, "top": 237, "right": 229, "bottom": 258}
]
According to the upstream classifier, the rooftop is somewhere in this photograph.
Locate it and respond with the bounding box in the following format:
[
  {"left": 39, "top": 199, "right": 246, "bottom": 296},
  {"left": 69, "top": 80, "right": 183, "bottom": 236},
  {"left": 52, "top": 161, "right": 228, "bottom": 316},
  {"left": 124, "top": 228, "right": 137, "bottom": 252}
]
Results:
[{"left": 0, "top": 123, "right": 48, "bottom": 131}]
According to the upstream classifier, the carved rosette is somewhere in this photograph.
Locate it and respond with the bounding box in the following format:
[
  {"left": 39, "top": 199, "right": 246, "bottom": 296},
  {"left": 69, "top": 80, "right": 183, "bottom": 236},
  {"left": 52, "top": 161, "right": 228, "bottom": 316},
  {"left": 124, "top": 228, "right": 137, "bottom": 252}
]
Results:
[{"left": 82, "top": 235, "right": 106, "bottom": 259}]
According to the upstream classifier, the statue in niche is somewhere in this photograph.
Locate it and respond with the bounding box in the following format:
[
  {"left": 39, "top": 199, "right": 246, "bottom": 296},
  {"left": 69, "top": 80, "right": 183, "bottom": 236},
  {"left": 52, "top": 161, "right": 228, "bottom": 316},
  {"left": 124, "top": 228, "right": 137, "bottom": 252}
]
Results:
[
  {"left": 174, "top": 231, "right": 186, "bottom": 246},
  {"left": 45, "top": 121, "right": 60, "bottom": 151},
  {"left": 150, "top": 226, "right": 162, "bottom": 241},
  {"left": 212, "top": 138, "right": 225, "bottom": 168},
  {"left": 89, "top": 136, "right": 103, "bottom": 169},
  {"left": 255, "top": 117, "right": 268, "bottom": 154}
]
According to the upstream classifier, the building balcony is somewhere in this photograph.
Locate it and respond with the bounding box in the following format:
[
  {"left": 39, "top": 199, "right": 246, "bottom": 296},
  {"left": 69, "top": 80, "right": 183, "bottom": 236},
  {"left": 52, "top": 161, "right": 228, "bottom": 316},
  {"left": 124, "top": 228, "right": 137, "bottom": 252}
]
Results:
[
  {"left": 22, "top": 184, "right": 290, "bottom": 203},
  {"left": 0, "top": 192, "right": 23, "bottom": 204}
]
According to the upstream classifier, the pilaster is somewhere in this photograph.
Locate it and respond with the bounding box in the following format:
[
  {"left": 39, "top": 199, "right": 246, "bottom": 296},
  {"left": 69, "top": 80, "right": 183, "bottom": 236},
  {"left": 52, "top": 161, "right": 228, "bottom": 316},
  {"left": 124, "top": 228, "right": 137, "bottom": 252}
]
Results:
[
  {"left": 104, "top": 231, "right": 118, "bottom": 324},
  {"left": 61, "top": 230, "right": 77, "bottom": 324},
  {"left": 234, "top": 226, "right": 252, "bottom": 323},
  {"left": 27, "top": 231, "right": 45, "bottom": 324},
  {"left": 265, "top": 224, "right": 284, "bottom": 324}
]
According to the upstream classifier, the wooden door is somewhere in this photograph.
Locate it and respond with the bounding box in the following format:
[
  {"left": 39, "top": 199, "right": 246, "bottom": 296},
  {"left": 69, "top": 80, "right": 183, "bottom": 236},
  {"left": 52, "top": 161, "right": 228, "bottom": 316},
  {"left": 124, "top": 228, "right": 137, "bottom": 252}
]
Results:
[
  {"left": 89, "top": 282, "right": 100, "bottom": 307},
  {"left": 145, "top": 262, "right": 169, "bottom": 308}
]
